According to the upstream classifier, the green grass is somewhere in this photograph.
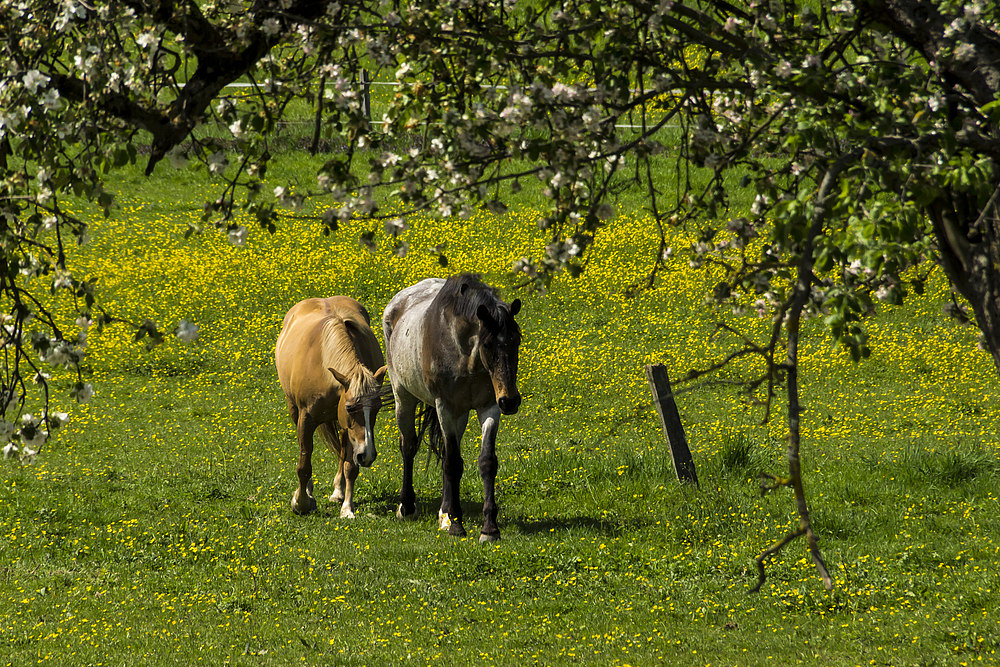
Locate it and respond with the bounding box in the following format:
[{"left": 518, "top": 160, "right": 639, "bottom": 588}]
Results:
[{"left": 1, "top": 157, "right": 999, "bottom": 665}]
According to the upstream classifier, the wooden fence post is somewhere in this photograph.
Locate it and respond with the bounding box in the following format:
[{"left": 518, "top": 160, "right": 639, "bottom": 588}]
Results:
[
  {"left": 310, "top": 74, "right": 326, "bottom": 155},
  {"left": 645, "top": 363, "right": 699, "bottom": 486},
  {"left": 361, "top": 68, "right": 372, "bottom": 122}
]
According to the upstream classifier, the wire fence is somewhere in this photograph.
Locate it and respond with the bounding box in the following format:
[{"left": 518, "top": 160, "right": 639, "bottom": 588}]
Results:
[{"left": 214, "top": 77, "right": 674, "bottom": 131}]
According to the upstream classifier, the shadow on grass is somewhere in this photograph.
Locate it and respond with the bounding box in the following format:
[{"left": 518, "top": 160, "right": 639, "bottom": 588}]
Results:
[{"left": 359, "top": 491, "right": 645, "bottom": 538}]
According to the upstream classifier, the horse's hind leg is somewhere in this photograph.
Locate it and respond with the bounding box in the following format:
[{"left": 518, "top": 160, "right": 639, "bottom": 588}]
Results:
[
  {"left": 476, "top": 405, "right": 502, "bottom": 542},
  {"left": 291, "top": 412, "right": 318, "bottom": 515},
  {"left": 395, "top": 391, "right": 419, "bottom": 520},
  {"left": 439, "top": 406, "right": 470, "bottom": 537}
]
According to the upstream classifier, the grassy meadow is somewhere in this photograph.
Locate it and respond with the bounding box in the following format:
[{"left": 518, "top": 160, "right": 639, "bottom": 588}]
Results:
[{"left": 2, "top": 151, "right": 1000, "bottom": 665}]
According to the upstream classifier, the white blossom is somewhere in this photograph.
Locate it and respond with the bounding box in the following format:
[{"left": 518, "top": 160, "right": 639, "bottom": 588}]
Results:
[
  {"left": 546, "top": 239, "right": 581, "bottom": 263},
  {"left": 40, "top": 89, "right": 61, "bottom": 111},
  {"left": 73, "top": 382, "right": 94, "bottom": 403},
  {"left": 22, "top": 70, "right": 50, "bottom": 94},
  {"left": 208, "top": 151, "right": 228, "bottom": 174},
  {"left": 228, "top": 225, "right": 248, "bottom": 246},
  {"left": 135, "top": 31, "right": 158, "bottom": 49},
  {"left": 954, "top": 43, "right": 976, "bottom": 62},
  {"left": 830, "top": 1, "right": 853, "bottom": 15},
  {"left": 261, "top": 18, "right": 282, "bottom": 37},
  {"left": 753, "top": 298, "right": 771, "bottom": 318},
  {"left": 53, "top": 269, "right": 73, "bottom": 289},
  {"left": 751, "top": 194, "right": 770, "bottom": 216},
  {"left": 513, "top": 257, "right": 539, "bottom": 278},
  {"left": 384, "top": 218, "right": 409, "bottom": 235},
  {"left": 47, "top": 411, "right": 69, "bottom": 429},
  {"left": 176, "top": 320, "right": 199, "bottom": 344}
]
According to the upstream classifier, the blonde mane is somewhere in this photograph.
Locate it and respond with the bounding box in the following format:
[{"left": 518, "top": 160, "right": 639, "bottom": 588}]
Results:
[{"left": 321, "top": 316, "right": 380, "bottom": 395}]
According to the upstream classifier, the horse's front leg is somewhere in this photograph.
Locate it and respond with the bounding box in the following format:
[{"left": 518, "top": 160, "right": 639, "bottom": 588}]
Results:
[
  {"left": 330, "top": 455, "right": 346, "bottom": 504},
  {"left": 326, "top": 424, "right": 347, "bottom": 504},
  {"left": 291, "top": 412, "right": 318, "bottom": 515},
  {"left": 395, "top": 391, "right": 420, "bottom": 519},
  {"left": 338, "top": 430, "right": 360, "bottom": 519},
  {"left": 476, "top": 405, "right": 502, "bottom": 542},
  {"left": 438, "top": 405, "right": 470, "bottom": 537}
]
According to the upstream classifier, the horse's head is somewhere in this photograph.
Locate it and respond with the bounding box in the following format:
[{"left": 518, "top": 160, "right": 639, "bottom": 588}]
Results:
[
  {"left": 330, "top": 365, "right": 388, "bottom": 467},
  {"left": 475, "top": 298, "right": 522, "bottom": 415}
]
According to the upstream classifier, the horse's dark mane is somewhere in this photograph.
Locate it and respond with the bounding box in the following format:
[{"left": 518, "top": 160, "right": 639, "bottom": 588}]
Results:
[{"left": 433, "top": 273, "right": 509, "bottom": 322}]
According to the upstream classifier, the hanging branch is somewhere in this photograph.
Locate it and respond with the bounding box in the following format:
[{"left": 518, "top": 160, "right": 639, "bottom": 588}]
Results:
[{"left": 750, "top": 154, "right": 857, "bottom": 593}]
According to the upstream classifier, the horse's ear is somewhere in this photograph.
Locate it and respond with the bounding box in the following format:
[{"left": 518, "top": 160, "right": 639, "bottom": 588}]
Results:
[
  {"left": 329, "top": 367, "right": 350, "bottom": 387},
  {"left": 373, "top": 365, "right": 388, "bottom": 384},
  {"left": 509, "top": 299, "right": 522, "bottom": 317},
  {"left": 476, "top": 304, "right": 499, "bottom": 332}
]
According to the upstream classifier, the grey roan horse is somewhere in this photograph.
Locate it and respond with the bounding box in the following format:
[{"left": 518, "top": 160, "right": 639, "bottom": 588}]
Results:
[{"left": 382, "top": 274, "right": 522, "bottom": 541}]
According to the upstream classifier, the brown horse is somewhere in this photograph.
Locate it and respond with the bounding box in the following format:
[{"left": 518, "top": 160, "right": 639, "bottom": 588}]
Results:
[
  {"left": 275, "top": 297, "right": 387, "bottom": 517},
  {"left": 382, "top": 274, "right": 522, "bottom": 541}
]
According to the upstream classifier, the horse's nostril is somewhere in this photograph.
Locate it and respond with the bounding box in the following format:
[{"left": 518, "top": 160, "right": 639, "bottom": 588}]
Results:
[{"left": 498, "top": 396, "right": 521, "bottom": 415}]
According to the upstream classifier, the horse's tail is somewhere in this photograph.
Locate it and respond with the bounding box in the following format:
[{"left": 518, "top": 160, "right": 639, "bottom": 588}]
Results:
[
  {"left": 318, "top": 422, "right": 340, "bottom": 453},
  {"left": 415, "top": 403, "right": 443, "bottom": 465}
]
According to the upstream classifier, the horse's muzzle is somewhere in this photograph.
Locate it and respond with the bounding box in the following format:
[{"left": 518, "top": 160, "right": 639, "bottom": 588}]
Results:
[
  {"left": 497, "top": 395, "right": 521, "bottom": 415},
  {"left": 355, "top": 451, "right": 377, "bottom": 467}
]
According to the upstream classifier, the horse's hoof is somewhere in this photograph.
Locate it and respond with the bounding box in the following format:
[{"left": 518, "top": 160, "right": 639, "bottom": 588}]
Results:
[
  {"left": 291, "top": 496, "right": 317, "bottom": 515},
  {"left": 330, "top": 489, "right": 345, "bottom": 503},
  {"left": 291, "top": 486, "right": 317, "bottom": 515},
  {"left": 448, "top": 522, "right": 468, "bottom": 537},
  {"left": 340, "top": 506, "right": 356, "bottom": 519},
  {"left": 397, "top": 503, "right": 417, "bottom": 520},
  {"left": 479, "top": 532, "right": 501, "bottom": 543}
]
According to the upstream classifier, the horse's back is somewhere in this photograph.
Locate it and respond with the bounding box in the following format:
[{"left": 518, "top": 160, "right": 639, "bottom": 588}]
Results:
[
  {"left": 382, "top": 278, "right": 444, "bottom": 342},
  {"left": 281, "top": 296, "right": 372, "bottom": 330}
]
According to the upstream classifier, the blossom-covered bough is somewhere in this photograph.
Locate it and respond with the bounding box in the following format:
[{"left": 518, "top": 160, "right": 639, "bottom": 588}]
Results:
[{"left": 3, "top": 0, "right": 1000, "bottom": 589}]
